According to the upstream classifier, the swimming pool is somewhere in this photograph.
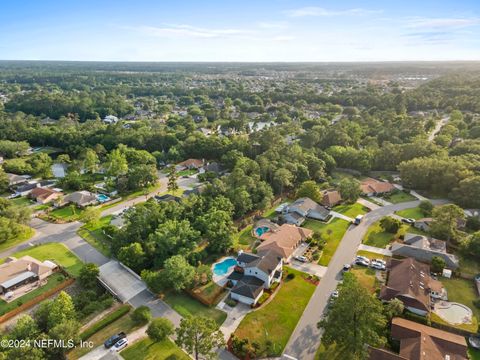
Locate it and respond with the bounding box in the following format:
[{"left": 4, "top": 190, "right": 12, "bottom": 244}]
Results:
[
  {"left": 213, "top": 257, "right": 237, "bottom": 276},
  {"left": 255, "top": 226, "right": 270, "bottom": 237},
  {"left": 96, "top": 194, "right": 110, "bottom": 203},
  {"left": 434, "top": 302, "right": 473, "bottom": 325}
]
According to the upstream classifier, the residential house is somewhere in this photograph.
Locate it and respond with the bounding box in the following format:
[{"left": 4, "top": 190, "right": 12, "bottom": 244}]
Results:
[
  {"left": 379, "top": 258, "right": 446, "bottom": 316},
  {"left": 15, "top": 182, "right": 39, "bottom": 196},
  {"left": 257, "top": 223, "right": 313, "bottom": 260},
  {"left": 414, "top": 217, "right": 433, "bottom": 232},
  {"left": 175, "top": 158, "right": 204, "bottom": 171},
  {"left": 103, "top": 115, "right": 119, "bottom": 124},
  {"left": 369, "top": 317, "right": 468, "bottom": 360},
  {"left": 198, "top": 127, "right": 214, "bottom": 137},
  {"left": 282, "top": 197, "right": 331, "bottom": 225},
  {"left": 391, "top": 233, "right": 459, "bottom": 269},
  {"left": 228, "top": 250, "right": 283, "bottom": 305},
  {"left": 203, "top": 161, "right": 224, "bottom": 175},
  {"left": 320, "top": 190, "right": 342, "bottom": 207},
  {"left": 154, "top": 194, "right": 181, "bottom": 203},
  {"left": 6, "top": 173, "right": 28, "bottom": 187},
  {"left": 29, "top": 187, "right": 63, "bottom": 204},
  {"left": 63, "top": 191, "right": 97, "bottom": 207},
  {"left": 0, "top": 256, "right": 57, "bottom": 295},
  {"left": 360, "top": 178, "right": 395, "bottom": 196}
]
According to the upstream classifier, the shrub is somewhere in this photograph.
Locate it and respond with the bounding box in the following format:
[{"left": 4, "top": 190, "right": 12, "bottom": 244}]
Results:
[
  {"left": 286, "top": 273, "right": 295, "bottom": 280},
  {"left": 225, "top": 298, "right": 237, "bottom": 307},
  {"left": 257, "top": 292, "right": 270, "bottom": 306},
  {"left": 147, "top": 318, "right": 174, "bottom": 342},
  {"left": 80, "top": 305, "right": 131, "bottom": 340},
  {"left": 312, "top": 252, "right": 320, "bottom": 261},
  {"left": 131, "top": 305, "right": 152, "bottom": 325},
  {"left": 430, "top": 256, "right": 446, "bottom": 273}
]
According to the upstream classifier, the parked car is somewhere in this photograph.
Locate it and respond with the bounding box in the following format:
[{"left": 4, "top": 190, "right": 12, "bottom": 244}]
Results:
[
  {"left": 355, "top": 255, "right": 370, "bottom": 266},
  {"left": 295, "top": 255, "right": 308, "bottom": 263},
  {"left": 353, "top": 215, "right": 363, "bottom": 225},
  {"left": 370, "top": 260, "right": 386, "bottom": 271},
  {"left": 104, "top": 332, "right": 126, "bottom": 349},
  {"left": 342, "top": 264, "right": 351, "bottom": 272},
  {"left": 111, "top": 338, "right": 128, "bottom": 352},
  {"left": 330, "top": 290, "right": 339, "bottom": 299},
  {"left": 469, "top": 336, "right": 480, "bottom": 349},
  {"left": 373, "top": 258, "right": 386, "bottom": 266},
  {"left": 401, "top": 218, "right": 415, "bottom": 225}
]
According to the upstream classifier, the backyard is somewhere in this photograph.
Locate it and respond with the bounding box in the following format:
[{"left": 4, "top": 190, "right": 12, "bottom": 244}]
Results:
[
  {"left": 121, "top": 338, "right": 190, "bottom": 360},
  {"left": 1, "top": 242, "right": 83, "bottom": 277},
  {"left": 235, "top": 225, "right": 256, "bottom": 250},
  {"left": 163, "top": 291, "right": 227, "bottom": 326},
  {"left": 362, "top": 221, "right": 423, "bottom": 248},
  {"left": 233, "top": 267, "right": 316, "bottom": 357},
  {"left": 351, "top": 266, "right": 379, "bottom": 294},
  {"left": 304, "top": 218, "right": 350, "bottom": 266},
  {"left": 0, "top": 273, "right": 67, "bottom": 316}
]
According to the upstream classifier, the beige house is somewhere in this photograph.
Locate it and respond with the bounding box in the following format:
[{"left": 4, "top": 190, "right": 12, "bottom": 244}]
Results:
[{"left": 257, "top": 224, "right": 313, "bottom": 260}]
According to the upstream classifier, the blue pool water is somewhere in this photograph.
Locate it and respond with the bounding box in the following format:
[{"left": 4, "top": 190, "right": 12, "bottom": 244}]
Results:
[
  {"left": 96, "top": 194, "right": 110, "bottom": 203},
  {"left": 213, "top": 258, "right": 237, "bottom": 276},
  {"left": 255, "top": 226, "right": 270, "bottom": 237}
]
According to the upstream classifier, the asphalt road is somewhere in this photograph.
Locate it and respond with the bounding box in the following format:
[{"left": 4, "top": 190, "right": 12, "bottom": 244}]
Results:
[{"left": 282, "top": 199, "right": 448, "bottom": 360}]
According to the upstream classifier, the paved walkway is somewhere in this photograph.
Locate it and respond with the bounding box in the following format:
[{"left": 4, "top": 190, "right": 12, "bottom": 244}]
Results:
[
  {"left": 217, "top": 301, "right": 252, "bottom": 341},
  {"left": 330, "top": 211, "right": 354, "bottom": 222},
  {"left": 370, "top": 196, "right": 392, "bottom": 206},
  {"left": 358, "top": 244, "right": 393, "bottom": 257},
  {"left": 410, "top": 190, "right": 428, "bottom": 201}
]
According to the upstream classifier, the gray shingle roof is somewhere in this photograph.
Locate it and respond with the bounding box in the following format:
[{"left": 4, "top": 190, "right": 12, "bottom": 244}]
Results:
[{"left": 231, "top": 276, "right": 264, "bottom": 299}]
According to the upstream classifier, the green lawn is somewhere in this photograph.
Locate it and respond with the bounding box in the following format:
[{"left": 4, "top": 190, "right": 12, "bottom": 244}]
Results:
[
  {"left": 363, "top": 221, "right": 406, "bottom": 248},
  {"left": 382, "top": 190, "right": 416, "bottom": 204},
  {"left": 121, "top": 337, "right": 189, "bottom": 360},
  {"left": 356, "top": 250, "right": 389, "bottom": 261},
  {"left": 234, "top": 267, "right": 316, "bottom": 357},
  {"left": 457, "top": 253, "right": 480, "bottom": 277},
  {"left": 351, "top": 266, "right": 379, "bottom": 294},
  {"left": 68, "top": 311, "right": 142, "bottom": 359},
  {"left": 163, "top": 292, "right": 227, "bottom": 326},
  {"left": 441, "top": 277, "right": 480, "bottom": 328},
  {"left": 262, "top": 200, "right": 289, "bottom": 219},
  {"left": 470, "top": 348, "right": 480, "bottom": 360},
  {"left": 235, "top": 225, "right": 256, "bottom": 250},
  {"left": 48, "top": 206, "right": 86, "bottom": 222},
  {"left": 10, "top": 196, "right": 35, "bottom": 207},
  {"left": 332, "top": 203, "right": 368, "bottom": 218},
  {"left": 304, "top": 218, "right": 351, "bottom": 266},
  {"left": 0, "top": 225, "right": 35, "bottom": 252},
  {"left": 178, "top": 169, "right": 198, "bottom": 176},
  {"left": 77, "top": 215, "right": 113, "bottom": 256},
  {"left": 0, "top": 273, "right": 67, "bottom": 316},
  {"left": 1, "top": 243, "right": 83, "bottom": 277},
  {"left": 396, "top": 206, "right": 427, "bottom": 220}
]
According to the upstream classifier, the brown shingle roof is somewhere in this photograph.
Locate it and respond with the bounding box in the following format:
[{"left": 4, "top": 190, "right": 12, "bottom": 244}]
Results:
[
  {"left": 176, "top": 158, "right": 204, "bottom": 168},
  {"left": 257, "top": 224, "right": 313, "bottom": 259},
  {"left": 360, "top": 178, "right": 395, "bottom": 194},
  {"left": 321, "top": 190, "right": 342, "bottom": 207}
]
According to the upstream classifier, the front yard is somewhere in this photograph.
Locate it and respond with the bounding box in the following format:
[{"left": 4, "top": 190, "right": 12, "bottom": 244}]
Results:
[
  {"left": 77, "top": 215, "right": 113, "bottom": 257},
  {"left": 233, "top": 267, "right": 316, "bottom": 357},
  {"left": 163, "top": 291, "right": 227, "bottom": 326},
  {"left": 304, "top": 218, "right": 351, "bottom": 266},
  {"left": 351, "top": 266, "right": 380, "bottom": 294},
  {"left": 46, "top": 205, "right": 86, "bottom": 222},
  {"left": 0, "top": 224, "right": 35, "bottom": 252},
  {"left": 381, "top": 190, "right": 416, "bottom": 204},
  {"left": 121, "top": 338, "right": 190, "bottom": 360},
  {"left": 395, "top": 206, "right": 428, "bottom": 220},
  {"left": 332, "top": 202, "right": 368, "bottom": 218},
  {"left": 1, "top": 242, "right": 83, "bottom": 277},
  {"left": 362, "top": 222, "right": 424, "bottom": 249}
]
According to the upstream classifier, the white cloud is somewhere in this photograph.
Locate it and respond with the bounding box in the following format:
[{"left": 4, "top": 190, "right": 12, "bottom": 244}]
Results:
[
  {"left": 137, "top": 24, "right": 249, "bottom": 39},
  {"left": 271, "top": 35, "right": 295, "bottom": 42},
  {"left": 405, "top": 17, "right": 480, "bottom": 29},
  {"left": 284, "top": 7, "right": 381, "bottom": 18},
  {"left": 257, "top": 21, "right": 288, "bottom": 29}
]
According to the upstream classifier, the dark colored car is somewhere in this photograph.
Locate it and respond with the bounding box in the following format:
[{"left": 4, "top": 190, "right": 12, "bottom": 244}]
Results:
[{"left": 104, "top": 332, "right": 126, "bottom": 349}]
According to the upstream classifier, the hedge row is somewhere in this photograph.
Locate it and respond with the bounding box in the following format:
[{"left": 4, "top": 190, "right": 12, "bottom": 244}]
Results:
[{"left": 80, "top": 304, "right": 131, "bottom": 340}]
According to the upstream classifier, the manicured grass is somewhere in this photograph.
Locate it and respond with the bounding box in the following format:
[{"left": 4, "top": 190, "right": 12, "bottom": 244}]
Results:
[
  {"left": 351, "top": 266, "right": 378, "bottom": 294},
  {"left": 362, "top": 221, "right": 413, "bottom": 249},
  {"left": 457, "top": 253, "right": 480, "bottom": 277},
  {"left": 382, "top": 190, "right": 416, "bottom": 204},
  {"left": 332, "top": 203, "right": 368, "bottom": 218},
  {"left": 236, "top": 225, "right": 256, "bottom": 249},
  {"left": 356, "top": 250, "right": 389, "bottom": 261},
  {"left": 441, "top": 277, "right": 480, "bottom": 326},
  {"left": 469, "top": 347, "right": 480, "bottom": 360},
  {"left": 68, "top": 310, "right": 142, "bottom": 359},
  {"left": 10, "top": 196, "right": 35, "bottom": 207},
  {"left": 262, "top": 200, "right": 289, "bottom": 219},
  {"left": 234, "top": 267, "right": 316, "bottom": 357},
  {"left": 48, "top": 205, "right": 86, "bottom": 221},
  {"left": 304, "top": 218, "right": 350, "bottom": 266},
  {"left": 0, "top": 225, "right": 35, "bottom": 252},
  {"left": 396, "top": 206, "right": 427, "bottom": 220},
  {"left": 77, "top": 215, "right": 113, "bottom": 257},
  {"left": 121, "top": 337, "right": 190, "bottom": 360},
  {"left": 1, "top": 243, "right": 83, "bottom": 277},
  {"left": 163, "top": 291, "right": 227, "bottom": 326},
  {"left": 178, "top": 169, "right": 198, "bottom": 176},
  {"left": 0, "top": 273, "right": 67, "bottom": 316}
]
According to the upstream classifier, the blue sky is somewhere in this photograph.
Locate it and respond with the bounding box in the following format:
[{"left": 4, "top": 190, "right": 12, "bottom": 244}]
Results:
[{"left": 1, "top": 0, "right": 480, "bottom": 61}]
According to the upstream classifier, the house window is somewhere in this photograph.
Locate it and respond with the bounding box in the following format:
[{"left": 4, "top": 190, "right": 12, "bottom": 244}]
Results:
[{"left": 255, "top": 271, "right": 257, "bottom": 275}]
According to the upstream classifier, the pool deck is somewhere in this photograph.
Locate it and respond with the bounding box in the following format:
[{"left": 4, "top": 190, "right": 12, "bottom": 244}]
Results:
[
  {"left": 433, "top": 301, "right": 473, "bottom": 325},
  {"left": 212, "top": 256, "right": 237, "bottom": 286}
]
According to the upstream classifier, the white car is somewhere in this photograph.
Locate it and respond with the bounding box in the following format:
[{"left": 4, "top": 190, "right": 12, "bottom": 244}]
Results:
[
  {"left": 355, "top": 256, "right": 370, "bottom": 266},
  {"left": 370, "top": 260, "right": 386, "bottom": 271},
  {"left": 373, "top": 258, "right": 386, "bottom": 266},
  {"left": 295, "top": 255, "right": 308, "bottom": 263},
  {"left": 111, "top": 338, "right": 128, "bottom": 352}
]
